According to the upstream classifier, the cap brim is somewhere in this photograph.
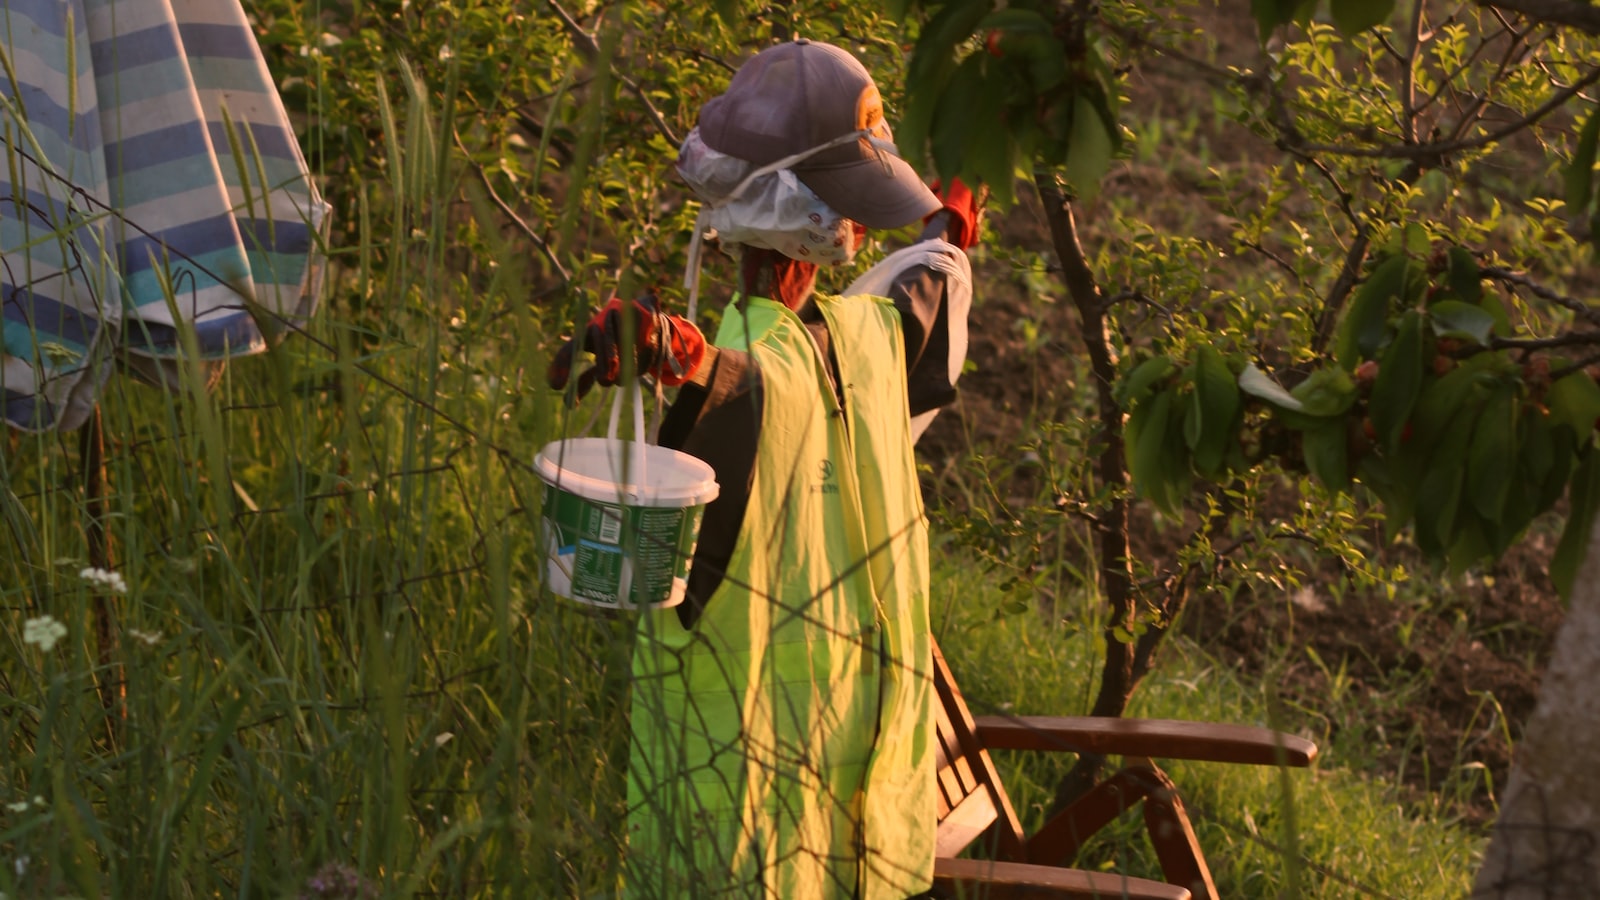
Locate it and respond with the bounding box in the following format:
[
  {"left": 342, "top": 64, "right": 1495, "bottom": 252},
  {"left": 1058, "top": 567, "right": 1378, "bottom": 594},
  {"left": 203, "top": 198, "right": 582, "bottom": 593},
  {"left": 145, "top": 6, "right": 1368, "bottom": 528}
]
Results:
[{"left": 797, "top": 154, "right": 941, "bottom": 229}]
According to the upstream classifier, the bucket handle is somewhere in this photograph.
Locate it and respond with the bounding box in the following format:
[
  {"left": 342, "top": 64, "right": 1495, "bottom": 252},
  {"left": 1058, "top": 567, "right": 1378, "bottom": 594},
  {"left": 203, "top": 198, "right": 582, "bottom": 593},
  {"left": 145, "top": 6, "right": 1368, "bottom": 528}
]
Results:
[{"left": 605, "top": 381, "right": 649, "bottom": 486}]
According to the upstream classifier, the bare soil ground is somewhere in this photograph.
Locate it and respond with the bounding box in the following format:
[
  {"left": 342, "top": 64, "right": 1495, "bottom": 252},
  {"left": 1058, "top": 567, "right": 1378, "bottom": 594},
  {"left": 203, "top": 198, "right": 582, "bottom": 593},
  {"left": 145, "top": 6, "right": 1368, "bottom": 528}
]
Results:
[{"left": 915, "top": 6, "right": 1563, "bottom": 828}]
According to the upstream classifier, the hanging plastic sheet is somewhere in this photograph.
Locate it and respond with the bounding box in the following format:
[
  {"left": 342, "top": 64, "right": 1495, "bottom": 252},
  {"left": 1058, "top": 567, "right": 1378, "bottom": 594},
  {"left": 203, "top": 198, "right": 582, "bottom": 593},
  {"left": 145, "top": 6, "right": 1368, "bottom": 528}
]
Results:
[{"left": 1, "top": 0, "right": 328, "bottom": 432}]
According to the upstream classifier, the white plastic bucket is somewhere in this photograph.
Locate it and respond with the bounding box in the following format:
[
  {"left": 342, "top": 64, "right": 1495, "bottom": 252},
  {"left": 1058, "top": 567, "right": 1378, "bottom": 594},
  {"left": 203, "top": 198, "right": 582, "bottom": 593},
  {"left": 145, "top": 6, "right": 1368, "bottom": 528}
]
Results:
[{"left": 535, "top": 388, "right": 719, "bottom": 608}]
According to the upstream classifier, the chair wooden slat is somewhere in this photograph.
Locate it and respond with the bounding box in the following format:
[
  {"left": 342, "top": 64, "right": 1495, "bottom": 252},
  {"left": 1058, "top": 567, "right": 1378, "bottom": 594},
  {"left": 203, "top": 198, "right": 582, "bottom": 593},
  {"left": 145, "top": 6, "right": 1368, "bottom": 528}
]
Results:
[
  {"left": 972, "top": 715, "right": 1317, "bottom": 767},
  {"left": 935, "top": 788, "right": 1001, "bottom": 859},
  {"left": 933, "top": 857, "right": 1192, "bottom": 900}
]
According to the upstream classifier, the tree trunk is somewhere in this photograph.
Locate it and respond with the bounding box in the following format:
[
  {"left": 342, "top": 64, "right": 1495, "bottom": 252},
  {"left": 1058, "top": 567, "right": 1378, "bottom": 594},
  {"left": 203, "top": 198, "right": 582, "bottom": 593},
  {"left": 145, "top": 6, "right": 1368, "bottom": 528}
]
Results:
[
  {"left": 1036, "top": 178, "right": 1147, "bottom": 812},
  {"left": 1472, "top": 521, "right": 1600, "bottom": 896}
]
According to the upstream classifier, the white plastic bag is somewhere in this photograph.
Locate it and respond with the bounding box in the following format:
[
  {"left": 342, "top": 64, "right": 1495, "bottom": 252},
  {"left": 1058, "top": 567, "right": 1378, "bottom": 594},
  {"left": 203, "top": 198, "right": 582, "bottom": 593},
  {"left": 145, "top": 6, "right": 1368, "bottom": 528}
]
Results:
[
  {"left": 843, "top": 240, "right": 972, "bottom": 443},
  {"left": 676, "top": 128, "right": 858, "bottom": 267}
]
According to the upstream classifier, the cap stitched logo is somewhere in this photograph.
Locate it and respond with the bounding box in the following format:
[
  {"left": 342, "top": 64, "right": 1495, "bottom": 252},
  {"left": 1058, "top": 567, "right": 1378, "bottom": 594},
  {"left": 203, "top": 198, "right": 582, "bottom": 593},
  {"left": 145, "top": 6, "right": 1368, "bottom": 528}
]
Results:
[{"left": 855, "top": 84, "right": 887, "bottom": 138}]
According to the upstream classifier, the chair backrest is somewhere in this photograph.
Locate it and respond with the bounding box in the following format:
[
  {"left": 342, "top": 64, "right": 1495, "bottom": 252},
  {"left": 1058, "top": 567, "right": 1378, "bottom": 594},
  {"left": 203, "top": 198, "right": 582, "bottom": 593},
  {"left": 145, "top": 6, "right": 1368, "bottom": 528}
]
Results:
[{"left": 932, "top": 640, "right": 1029, "bottom": 862}]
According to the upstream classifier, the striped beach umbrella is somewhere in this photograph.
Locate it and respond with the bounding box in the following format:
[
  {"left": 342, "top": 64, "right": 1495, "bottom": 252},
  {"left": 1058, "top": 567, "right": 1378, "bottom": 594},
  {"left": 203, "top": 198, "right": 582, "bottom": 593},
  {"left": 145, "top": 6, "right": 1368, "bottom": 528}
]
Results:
[{"left": 1, "top": 0, "right": 327, "bottom": 432}]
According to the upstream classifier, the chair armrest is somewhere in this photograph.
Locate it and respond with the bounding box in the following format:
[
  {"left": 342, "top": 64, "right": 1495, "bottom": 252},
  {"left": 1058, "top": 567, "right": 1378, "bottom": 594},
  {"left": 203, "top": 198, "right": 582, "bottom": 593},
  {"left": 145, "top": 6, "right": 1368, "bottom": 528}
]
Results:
[
  {"left": 972, "top": 715, "right": 1316, "bottom": 767},
  {"left": 934, "top": 857, "right": 1192, "bottom": 900}
]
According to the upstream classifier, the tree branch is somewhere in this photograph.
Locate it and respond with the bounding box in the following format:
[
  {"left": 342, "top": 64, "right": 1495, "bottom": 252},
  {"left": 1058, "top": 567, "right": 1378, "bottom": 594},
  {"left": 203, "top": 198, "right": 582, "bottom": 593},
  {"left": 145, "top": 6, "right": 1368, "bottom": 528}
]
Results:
[
  {"left": 548, "top": 0, "right": 681, "bottom": 146},
  {"left": 454, "top": 131, "right": 573, "bottom": 285},
  {"left": 1286, "top": 64, "right": 1600, "bottom": 162},
  {"left": 1401, "top": 0, "right": 1428, "bottom": 143},
  {"left": 1478, "top": 0, "right": 1600, "bottom": 34},
  {"left": 1035, "top": 173, "right": 1137, "bottom": 724},
  {"left": 1482, "top": 265, "right": 1600, "bottom": 328}
]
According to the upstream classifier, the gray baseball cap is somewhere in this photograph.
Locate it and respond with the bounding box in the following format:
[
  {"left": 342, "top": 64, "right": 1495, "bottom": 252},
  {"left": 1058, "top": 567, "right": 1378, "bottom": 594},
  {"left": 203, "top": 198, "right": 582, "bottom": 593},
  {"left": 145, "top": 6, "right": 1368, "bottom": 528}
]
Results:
[{"left": 696, "top": 39, "right": 941, "bottom": 229}]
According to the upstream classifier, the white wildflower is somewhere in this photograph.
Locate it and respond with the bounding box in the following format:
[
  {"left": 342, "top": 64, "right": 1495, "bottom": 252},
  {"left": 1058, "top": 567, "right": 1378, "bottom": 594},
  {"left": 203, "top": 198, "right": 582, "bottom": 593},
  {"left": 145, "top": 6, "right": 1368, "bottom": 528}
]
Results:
[
  {"left": 22, "top": 616, "right": 67, "bottom": 652},
  {"left": 77, "top": 566, "right": 128, "bottom": 594},
  {"left": 127, "top": 629, "right": 163, "bottom": 647},
  {"left": 4, "top": 801, "right": 26, "bottom": 813},
  {"left": 434, "top": 732, "right": 454, "bottom": 748}
]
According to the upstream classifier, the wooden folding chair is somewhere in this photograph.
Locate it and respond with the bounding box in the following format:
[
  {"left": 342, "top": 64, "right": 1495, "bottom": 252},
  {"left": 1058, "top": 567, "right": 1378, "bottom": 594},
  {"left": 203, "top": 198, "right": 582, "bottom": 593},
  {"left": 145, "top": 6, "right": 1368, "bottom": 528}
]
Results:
[{"left": 931, "top": 640, "right": 1317, "bottom": 900}]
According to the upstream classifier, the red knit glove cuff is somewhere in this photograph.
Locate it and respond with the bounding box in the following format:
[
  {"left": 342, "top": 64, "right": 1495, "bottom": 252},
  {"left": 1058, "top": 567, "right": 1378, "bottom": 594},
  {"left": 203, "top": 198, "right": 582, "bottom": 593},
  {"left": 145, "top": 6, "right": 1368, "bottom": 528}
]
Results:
[
  {"left": 925, "top": 177, "right": 980, "bottom": 250},
  {"left": 651, "top": 314, "right": 706, "bottom": 386}
]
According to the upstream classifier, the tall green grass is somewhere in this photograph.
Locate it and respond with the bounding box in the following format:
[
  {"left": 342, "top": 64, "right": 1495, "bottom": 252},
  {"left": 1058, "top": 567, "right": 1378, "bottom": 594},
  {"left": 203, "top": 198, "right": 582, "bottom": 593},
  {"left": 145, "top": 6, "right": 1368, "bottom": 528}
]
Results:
[{"left": 1, "top": 59, "right": 636, "bottom": 899}]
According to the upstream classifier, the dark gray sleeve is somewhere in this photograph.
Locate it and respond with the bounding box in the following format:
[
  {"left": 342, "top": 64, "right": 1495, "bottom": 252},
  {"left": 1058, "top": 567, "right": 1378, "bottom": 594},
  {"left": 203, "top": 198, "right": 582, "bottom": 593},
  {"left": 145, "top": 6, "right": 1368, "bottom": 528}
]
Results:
[
  {"left": 886, "top": 263, "right": 959, "bottom": 416},
  {"left": 658, "top": 348, "right": 761, "bottom": 629}
]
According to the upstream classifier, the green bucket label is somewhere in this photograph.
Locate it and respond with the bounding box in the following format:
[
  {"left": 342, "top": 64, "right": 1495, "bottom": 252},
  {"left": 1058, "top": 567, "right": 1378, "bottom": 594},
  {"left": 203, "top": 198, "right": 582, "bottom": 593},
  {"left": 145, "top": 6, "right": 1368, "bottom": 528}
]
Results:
[{"left": 541, "top": 482, "right": 705, "bottom": 606}]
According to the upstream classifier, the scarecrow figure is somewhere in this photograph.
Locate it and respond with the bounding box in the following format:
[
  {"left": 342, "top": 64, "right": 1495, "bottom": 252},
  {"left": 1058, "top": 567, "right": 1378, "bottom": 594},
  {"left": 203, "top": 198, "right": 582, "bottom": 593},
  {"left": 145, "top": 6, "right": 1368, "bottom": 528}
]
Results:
[{"left": 549, "top": 39, "right": 981, "bottom": 899}]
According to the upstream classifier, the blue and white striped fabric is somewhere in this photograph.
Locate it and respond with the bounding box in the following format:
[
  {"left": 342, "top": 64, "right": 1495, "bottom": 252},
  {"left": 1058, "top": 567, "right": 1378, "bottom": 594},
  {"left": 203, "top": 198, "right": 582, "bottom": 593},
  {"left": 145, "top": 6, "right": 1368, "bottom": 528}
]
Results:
[{"left": 1, "top": 0, "right": 328, "bottom": 432}]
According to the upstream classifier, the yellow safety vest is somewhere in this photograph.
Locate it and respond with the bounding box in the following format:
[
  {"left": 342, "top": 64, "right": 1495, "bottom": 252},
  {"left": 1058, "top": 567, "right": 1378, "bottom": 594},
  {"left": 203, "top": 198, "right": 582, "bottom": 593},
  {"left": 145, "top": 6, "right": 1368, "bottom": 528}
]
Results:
[
  {"left": 711, "top": 293, "right": 785, "bottom": 352},
  {"left": 627, "top": 294, "right": 933, "bottom": 898}
]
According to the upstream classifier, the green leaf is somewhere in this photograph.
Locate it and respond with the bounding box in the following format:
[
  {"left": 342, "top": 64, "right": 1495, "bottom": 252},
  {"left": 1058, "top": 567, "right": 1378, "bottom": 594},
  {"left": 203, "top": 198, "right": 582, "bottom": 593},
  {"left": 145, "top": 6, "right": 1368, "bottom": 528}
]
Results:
[
  {"left": 1428, "top": 300, "right": 1495, "bottom": 346},
  {"left": 961, "top": 70, "right": 1017, "bottom": 205},
  {"left": 1337, "top": 255, "right": 1408, "bottom": 368},
  {"left": 1521, "top": 405, "right": 1555, "bottom": 486},
  {"left": 1467, "top": 385, "right": 1517, "bottom": 522},
  {"left": 1251, "top": 0, "right": 1305, "bottom": 41},
  {"left": 1290, "top": 366, "right": 1358, "bottom": 417},
  {"left": 1191, "top": 345, "right": 1242, "bottom": 477},
  {"left": 1116, "top": 355, "right": 1177, "bottom": 408},
  {"left": 929, "top": 55, "right": 987, "bottom": 181},
  {"left": 1127, "top": 388, "right": 1173, "bottom": 507},
  {"left": 1064, "top": 91, "right": 1115, "bottom": 203},
  {"left": 1410, "top": 354, "right": 1494, "bottom": 458},
  {"left": 910, "top": 0, "right": 994, "bottom": 84},
  {"left": 1446, "top": 247, "right": 1482, "bottom": 305},
  {"left": 1330, "top": 0, "right": 1395, "bottom": 35},
  {"left": 1183, "top": 379, "right": 1203, "bottom": 450},
  {"left": 897, "top": 54, "right": 955, "bottom": 171},
  {"left": 711, "top": 0, "right": 739, "bottom": 26},
  {"left": 1239, "top": 362, "right": 1304, "bottom": 410},
  {"left": 1540, "top": 426, "right": 1580, "bottom": 512},
  {"left": 1161, "top": 387, "right": 1196, "bottom": 511},
  {"left": 1551, "top": 445, "right": 1600, "bottom": 599},
  {"left": 1370, "top": 310, "right": 1425, "bottom": 451},
  {"left": 1303, "top": 423, "right": 1350, "bottom": 492},
  {"left": 977, "top": 7, "right": 1052, "bottom": 33},
  {"left": 1547, "top": 371, "right": 1600, "bottom": 442},
  {"left": 1446, "top": 512, "right": 1494, "bottom": 575},
  {"left": 1412, "top": 401, "right": 1480, "bottom": 556},
  {"left": 1566, "top": 104, "right": 1600, "bottom": 217}
]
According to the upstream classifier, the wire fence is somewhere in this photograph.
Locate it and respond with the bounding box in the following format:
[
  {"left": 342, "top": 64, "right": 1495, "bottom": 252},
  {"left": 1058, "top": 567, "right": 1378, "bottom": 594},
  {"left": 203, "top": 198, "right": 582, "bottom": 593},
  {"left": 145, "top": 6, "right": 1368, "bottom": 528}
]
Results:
[
  {"left": 2, "top": 209, "right": 1513, "bottom": 898},
  {"left": 0, "top": 9, "right": 1536, "bottom": 899}
]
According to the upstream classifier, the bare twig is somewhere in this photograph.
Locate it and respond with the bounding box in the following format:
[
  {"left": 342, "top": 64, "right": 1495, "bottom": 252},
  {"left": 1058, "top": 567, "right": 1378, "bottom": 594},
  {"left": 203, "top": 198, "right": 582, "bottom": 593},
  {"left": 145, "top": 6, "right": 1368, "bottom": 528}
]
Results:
[
  {"left": 1487, "top": 331, "right": 1600, "bottom": 352},
  {"left": 1401, "top": 0, "right": 1428, "bottom": 142},
  {"left": 1477, "top": 0, "right": 1600, "bottom": 35},
  {"left": 1482, "top": 265, "right": 1600, "bottom": 327},
  {"left": 1241, "top": 240, "right": 1304, "bottom": 285},
  {"left": 547, "top": 0, "right": 681, "bottom": 146},
  {"left": 1416, "top": 19, "right": 1511, "bottom": 116},
  {"left": 453, "top": 130, "right": 573, "bottom": 285},
  {"left": 664, "top": 45, "right": 738, "bottom": 74},
  {"left": 1552, "top": 350, "right": 1600, "bottom": 380},
  {"left": 1286, "top": 64, "right": 1600, "bottom": 161}
]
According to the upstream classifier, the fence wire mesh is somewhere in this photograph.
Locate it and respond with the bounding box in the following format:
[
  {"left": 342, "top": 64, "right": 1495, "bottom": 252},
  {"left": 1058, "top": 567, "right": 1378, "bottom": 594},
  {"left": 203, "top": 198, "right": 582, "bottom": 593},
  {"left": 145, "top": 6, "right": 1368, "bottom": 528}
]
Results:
[{"left": 0, "top": 6, "right": 1525, "bottom": 897}]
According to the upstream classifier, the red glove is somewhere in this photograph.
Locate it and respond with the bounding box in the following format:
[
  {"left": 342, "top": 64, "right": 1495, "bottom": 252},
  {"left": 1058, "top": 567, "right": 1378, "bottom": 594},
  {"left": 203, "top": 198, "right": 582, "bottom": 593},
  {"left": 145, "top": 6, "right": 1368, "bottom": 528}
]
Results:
[
  {"left": 547, "top": 294, "right": 706, "bottom": 401},
  {"left": 924, "top": 177, "right": 983, "bottom": 250}
]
